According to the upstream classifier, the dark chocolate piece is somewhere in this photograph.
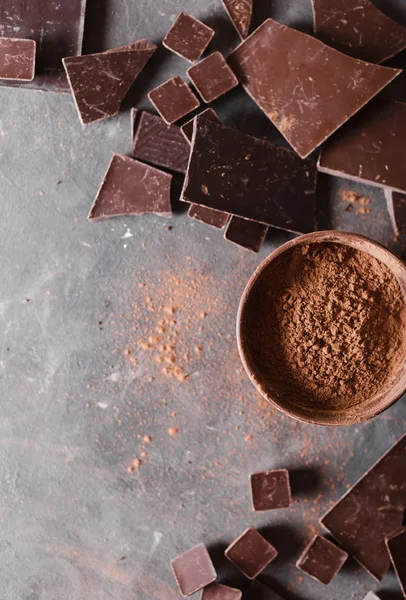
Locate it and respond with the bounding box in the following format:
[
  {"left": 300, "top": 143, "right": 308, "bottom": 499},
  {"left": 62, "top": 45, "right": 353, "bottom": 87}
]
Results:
[
  {"left": 0, "top": 0, "right": 86, "bottom": 92},
  {"left": 244, "top": 580, "right": 286, "bottom": 600},
  {"left": 64, "top": 41, "right": 157, "bottom": 125},
  {"left": 225, "top": 217, "right": 268, "bottom": 253},
  {"left": 311, "top": 0, "right": 406, "bottom": 64},
  {"left": 221, "top": 0, "right": 253, "bottom": 39},
  {"left": 386, "top": 528, "right": 406, "bottom": 598},
  {"left": 229, "top": 19, "right": 400, "bottom": 159},
  {"left": 225, "top": 527, "right": 278, "bottom": 579},
  {"left": 296, "top": 535, "right": 348, "bottom": 585},
  {"left": 201, "top": 583, "right": 242, "bottom": 600},
  {"left": 0, "top": 38, "right": 35, "bottom": 81},
  {"left": 181, "top": 108, "right": 221, "bottom": 143},
  {"left": 385, "top": 189, "right": 406, "bottom": 236},
  {"left": 171, "top": 543, "right": 217, "bottom": 597},
  {"left": 163, "top": 12, "right": 214, "bottom": 63},
  {"left": 88, "top": 153, "right": 172, "bottom": 221},
  {"left": 181, "top": 116, "right": 318, "bottom": 233},
  {"left": 188, "top": 205, "right": 230, "bottom": 229},
  {"left": 319, "top": 100, "right": 406, "bottom": 195},
  {"left": 250, "top": 469, "right": 291, "bottom": 510},
  {"left": 131, "top": 107, "right": 140, "bottom": 141},
  {"left": 187, "top": 52, "right": 238, "bottom": 103},
  {"left": 321, "top": 434, "right": 406, "bottom": 580},
  {"left": 132, "top": 112, "right": 190, "bottom": 174},
  {"left": 148, "top": 76, "right": 200, "bottom": 125}
]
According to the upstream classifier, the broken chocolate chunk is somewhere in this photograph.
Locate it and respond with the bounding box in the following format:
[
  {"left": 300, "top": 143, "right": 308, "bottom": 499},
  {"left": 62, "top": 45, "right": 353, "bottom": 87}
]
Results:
[
  {"left": 386, "top": 528, "right": 406, "bottom": 598},
  {"left": 250, "top": 469, "right": 291, "bottom": 510},
  {"left": 148, "top": 75, "right": 200, "bottom": 125},
  {"left": 0, "top": 38, "right": 35, "bottom": 81},
  {"left": 296, "top": 535, "right": 348, "bottom": 585},
  {"left": 188, "top": 205, "right": 230, "bottom": 229},
  {"left": 171, "top": 543, "right": 217, "bottom": 597},
  {"left": 225, "top": 217, "right": 268, "bottom": 253},
  {"left": 221, "top": 0, "right": 253, "bottom": 39},
  {"left": 201, "top": 583, "right": 242, "bottom": 600},
  {"left": 225, "top": 527, "right": 278, "bottom": 579},
  {"left": 385, "top": 189, "right": 406, "bottom": 236},
  {"left": 187, "top": 52, "right": 238, "bottom": 103},
  {"left": 163, "top": 12, "right": 214, "bottom": 63},
  {"left": 181, "top": 108, "right": 221, "bottom": 143}
]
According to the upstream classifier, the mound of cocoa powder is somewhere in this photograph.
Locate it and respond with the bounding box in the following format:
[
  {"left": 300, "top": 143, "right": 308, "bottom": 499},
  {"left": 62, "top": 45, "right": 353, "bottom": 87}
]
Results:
[{"left": 246, "top": 242, "right": 406, "bottom": 411}]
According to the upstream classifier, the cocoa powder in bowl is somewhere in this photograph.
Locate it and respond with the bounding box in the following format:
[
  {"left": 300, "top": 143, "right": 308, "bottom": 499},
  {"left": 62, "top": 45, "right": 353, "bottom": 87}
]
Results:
[{"left": 238, "top": 235, "right": 406, "bottom": 425}]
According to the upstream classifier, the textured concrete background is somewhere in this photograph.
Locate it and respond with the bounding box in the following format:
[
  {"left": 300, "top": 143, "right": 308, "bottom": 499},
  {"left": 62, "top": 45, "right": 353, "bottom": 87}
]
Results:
[{"left": 0, "top": 0, "right": 405, "bottom": 599}]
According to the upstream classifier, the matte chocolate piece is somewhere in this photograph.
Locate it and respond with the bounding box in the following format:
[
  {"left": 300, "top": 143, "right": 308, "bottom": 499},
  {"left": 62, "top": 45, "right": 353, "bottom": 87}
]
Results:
[
  {"left": 163, "top": 12, "right": 215, "bottom": 63},
  {"left": 187, "top": 52, "right": 238, "bottom": 103},
  {"left": 181, "top": 108, "right": 221, "bottom": 143},
  {"left": 201, "top": 583, "right": 242, "bottom": 600},
  {"left": 0, "top": 38, "right": 35, "bottom": 81},
  {"left": 188, "top": 205, "right": 230, "bottom": 229},
  {"left": 321, "top": 434, "right": 406, "bottom": 580},
  {"left": 319, "top": 100, "right": 406, "bottom": 195},
  {"left": 311, "top": 0, "right": 406, "bottom": 64},
  {"left": 229, "top": 19, "right": 400, "bottom": 159},
  {"left": 385, "top": 189, "right": 406, "bottom": 236},
  {"left": 0, "top": 0, "right": 86, "bottom": 92},
  {"left": 181, "top": 116, "right": 318, "bottom": 233},
  {"left": 244, "top": 580, "right": 286, "bottom": 600},
  {"left": 64, "top": 41, "right": 157, "bottom": 125},
  {"left": 132, "top": 112, "right": 190, "bottom": 174},
  {"left": 88, "top": 154, "right": 172, "bottom": 221},
  {"left": 386, "top": 528, "right": 406, "bottom": 598},
  {"left": 221, "top": 0, "right": 253, "bottom": 39},
  {"left": 148, "top": 76, "right": 200, "bottom": 125},
  {"left": 225, "top": 527, "right": 278, "bottom": 579},
  {"left": 296, "top": 535, "right": 348, "bottom": 585},
  {"left": 171, "top": 543, "right": 217, "bottom": 597},
  {"left": 225, "top": 217, "right": 268, "bottom": 253},
  {"left": 250, "top": 469, "right": 291, "bottom": 510}
]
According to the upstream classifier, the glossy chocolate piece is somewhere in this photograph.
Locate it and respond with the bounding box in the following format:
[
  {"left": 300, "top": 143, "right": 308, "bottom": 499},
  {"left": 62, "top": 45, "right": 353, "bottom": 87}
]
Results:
[
  {"left": 385, "top": 189, "right": 406, "bottom": 236},
  {"left": 88, "top": 154, "right": 172, "bottom": 221},
  {"left": 132, "top": 112, "right": 190, "bottom": 174},
  {"left": 188, "top": 205, "right": 230, "bottom": 229},
  {"left": 319, "top": 101, "right": 406, "bottom": 195},
  {"left": 0, "top": 38, "right": 35, "bottom": 81},
  {"left": 296, "top": 535, "right": 348, "bottom": 585},
  {"left": 201, "top": 583, "right": 242, "bottom": 600},
  {"left": 148, "top": 76, "right": 200, "bottom": 125},
  {"left": 181, "top": 108, "right": 221, "bottom": 143},
  {"left": 187, "top": 52, "right": 238, "bottom": 103},
  {"left": 229, "top": 19, "right": 400, "bottom": 159},
  {"left": 163, "top": 12, "right": 214, "bottom": 63},
  {"left": 250, "top": 469, "right": 291, "bottom": 510},
  {"left": 244, "top": 580, "right": 286, "bottom": 600},
  {"left": 311, "top": 0, "right": 406, "bottom": 64},
  {"left": 171, "top": 543, "right": 217, "bottom": 597},
  {"left": 225, "top": 217, "right": 268, "bottom": 253},
  {"left": 321, "top": 434, "right": 406, "bottom": 580},
  {"left": 221, "top": 0, "right": 253, "bottom": 39},
  {"left": 64, "top": 41, "right": 157, "bottom": 125},
  {"left": 225, "top": 527, "right": 278, "bottom": 579},
  {"left": 181, "top": 116, "right": 318, "bottom": 233},
  {"left": 386, "top": 528, "right": 406, "bottom": 598}
]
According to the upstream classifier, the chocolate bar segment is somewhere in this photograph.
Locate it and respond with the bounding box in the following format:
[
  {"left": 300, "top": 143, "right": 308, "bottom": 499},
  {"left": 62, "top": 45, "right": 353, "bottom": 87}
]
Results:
[
  {"left": 171, "top": 543, "right": 217, "bottom": 597},
  {"left": 148, "top": 76, "right": 200, "bottom": 125},
  {"left": 296, "top": 535, "right": 348, "bottom": 585},
  {"left": 321, "top": 434, "right": 406, "bottom": 580},
  {"left": 386, "top": 528, "right": 406, "bottom": 598},
  {"left": 201, "top": 583, "right": 242, "bottom": 600},
  {"left": 229, "top": 19, "right": 400, "bottom": 158},
  {"left": 181, "top": 108, "right": 221, "bottom": 143},
  {"left": 188, "top": 205, "right": 230, "bottom": 229},
  {"left": 250, "top": 469, "right": 291, "bottom": 510},
  {"left": 88, "top": 154, "right": 172, "bottom": 221},
  {"left": 163, "top": 12, "right": 214, "bottom": 63},
  {"left": 385, "top": 189, "right": 406, "bottom": 236},
  {"left": 225, "top": 527, "right": 278, "bottom": 579},
  {"left": 221, "top": 0, "right": 253, "bottom": 39},
  {"left": 0, "top": 38, "right": 35, "bottom": 81},
  {"left": 187, "top": 52, "right": 238, "bottom": 103},
  {"left": 225, "top": 217, "right": 268, "bottom": 253}
]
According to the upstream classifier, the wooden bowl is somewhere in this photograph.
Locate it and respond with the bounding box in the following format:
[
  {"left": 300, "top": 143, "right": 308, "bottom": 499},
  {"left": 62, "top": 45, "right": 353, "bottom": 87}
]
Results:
[{"left": 237, "top": 231, "right": 406, "bottom": 426}]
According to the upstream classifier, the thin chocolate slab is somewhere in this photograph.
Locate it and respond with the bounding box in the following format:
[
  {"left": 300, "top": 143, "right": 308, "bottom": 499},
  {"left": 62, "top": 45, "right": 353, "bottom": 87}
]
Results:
[
  {"left": 171, "top": 543, "right": 217, "bottom": 597},
  {"left": 225, "top": 527, "right": 278, "bottom": 579},
  {"left": 201, "top": 583, "right": 242, "bottom": 600},
  {"left": 385, "top": 189, "right": 406, "bottom": 236},
  {"left": 132, "top": 112, "right": 190, "bottom": 174},
  {"left": 148, "top": 76, "right": 200, "bottom": 125},
  {"left": 0, "top": 38, "right": 35, "bottom": 81},
  {"left": 229, "top": 19, "right": 400, "bottom": 159},
  {"left": 250, "top": 469, "right": 291, "bottom": 510},
  {"left": 225, "top": 217, "right": 268, "bottom": 253},
  {"left": 244, "top": 580, "right": 286, "bottom": 600},
  {"left": 311, "top": 0, "right": 406, "bottom": 64},
  {"left": 64, "top": 41, "right": 157, "bottom": 125},
  {"left": 319, "top": 100, "right": 406, "bottom": 195},
  {"left": 221, "top": 0, "right": 253, "bottom": 39},
  {"left": 386, "top": 528, "right": 406, "bottom": 598},
  {"left": 181, "top": 116, "right": 318, "bottom": 234},
  {"left": 188, "top": 205, "right": 230, "bottom": 229},
  {"left": 187, "top": 52, "right": 238, "bottom": 103},
  {"left": 88, "top": 154, "right": 172, "bottom": 221},
  {"left": 321, "top": 434, "right": 406, "bottom": 580},
  {"left": 296, "top": 535, "right": 348, "bottom": 585},
  {"left": 163, "top": 12, "right": 214, "bottom": 63},
  {"left": 181, "top": 108, "right": 221, "bottom": 143}
]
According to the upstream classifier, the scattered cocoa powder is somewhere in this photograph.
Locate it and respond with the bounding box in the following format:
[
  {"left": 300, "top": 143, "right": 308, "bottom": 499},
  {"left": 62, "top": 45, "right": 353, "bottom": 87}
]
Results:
[
  {"left": 168, "top": 427, "right": 179, "bottom": 436},
  {"left": 128, "top": 458, "right": 142, "bottom": 472}
]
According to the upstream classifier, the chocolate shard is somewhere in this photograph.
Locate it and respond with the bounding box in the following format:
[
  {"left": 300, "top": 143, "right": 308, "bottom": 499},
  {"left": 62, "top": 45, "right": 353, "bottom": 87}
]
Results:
[
  {"left": 171, "top": 543, "right": 217, "bottom": 597},
  {"left": 201, "top": 583, "right": 242, "bottom": 600},
  {"left": 181, "top": 115, "right": 318, "bottom": 233},
  {"left": 225, "top": 217, "right": 268, "bottom": 253},
  {"left": 181, "top": 108, "right": 221, "bottom": 143},
  {"left": 88, "top": 153, "right": 172, "bottom": 221},
  {"left": 296, "top": 535, "right": 348, "bottom": 585},
  {"left": 319, "top": 100, "right": 406, "bottom": 195},
  {"left": 386, "top": 528, "right": 406, "bottom": 598},
  {"left": 63, "top": 40, "right": 157, "bottom": 125},
  {"left": 132, "top": 111, "right": 190, "bottom": 174},
  {"left": 0, "top": 38, "right": 36, "bottom": 81},
  {"left": 163, "top": 12, "right": 215, "bottom": 63},
  {"left": 311, "top": 0, "right": 406, "bottom": 64},
  {"left": 244, "top": 580, "right": 286, "bottom": 600},
  {"left": 229, "top": 19, "right": 400, "bottom": 159},
  {"left": 225, "top": 527, "right": 278, "bottom": 579},
  {"left": 187, "top": 51, "right": 238, "bottom": 103},
  {"left": 148, "top": 75, "right": 200, "bottom": 125},
  {"left": 385, "top": 189, "right": 406, "bottom": 236},
  {"left": 221, "top": 0, "right": 253, "bottom": 39},
  {"left": 188, "top": 205, "right": 230, "bottom": 229},
  {"left": 250, "top": 469, "right": 291, "bottom": 510},
  {"left": 321, "top": 434, "right": 406, "bottom": 581}
]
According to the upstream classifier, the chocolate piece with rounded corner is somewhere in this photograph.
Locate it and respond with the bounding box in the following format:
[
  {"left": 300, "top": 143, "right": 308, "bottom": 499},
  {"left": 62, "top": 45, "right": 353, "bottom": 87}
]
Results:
[
  {"left": 201, "top": 583, "right": 242, "bottom": 600},
  {"left": 225, "top": 527, "right": 278, "bottom": 579},
  {"left": 250, "top": 469, "right": 291, "bottom": 510},
  {"left": 181, "top": 108, "right": 221, "bottom": 143},
  {"left": 171, "top": 543, "right": 217, "bottom": 597},
  {"left": 188, "top": 205, "right": 230, "bottom": 229},
  {"left": 187, "top": 52, "right": 238, "bottom": 103},
  {"left": 0, "top": 38, "right": 35, "bottom": 81},
  {"left": 386, "top": 528, "right": 406, "bottom": 598},
  {"left": 225, "top": 217, "right": 268, "bottom": 253},
  {"left": 296, "top": 535, "right": 348, "bottom": 585},
  {"left": 148, "top": 76, "right": 200, "bottom": 125},
  {"left": 221, "top": 0, "right": 253, "bottom": 39},
  {"left": 163, "top": 12, "right": 214, "bottom": 63}
]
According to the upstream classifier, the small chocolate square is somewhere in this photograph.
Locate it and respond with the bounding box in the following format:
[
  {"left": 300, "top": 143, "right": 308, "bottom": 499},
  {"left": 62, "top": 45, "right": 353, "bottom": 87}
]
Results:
[
  {"left": 201, "top": 583, "right": 242, "bottom": 600},
  {"left": 171, "top": 543, "right": 217, "bottom": 597},
  {"left": 181, "top": 108, "right": 221, "bottom": 143},
  {"left": 225, "top": 217, "right": 268, "bottom": 253},
  {"left": 296, "top": 535, "right": 348, "bottom": 585},
  {"left": 225, "top": 527, "right": 278, "bottom": 579},
  {"left": 187, "top": 52, "right": 238, "bottom": 103},
  {"left": 163, "top": 12, "right": 215, "bottom": 63},
  {"left": 148, "top": 75, "right": 200, "bottom": 124},
  {"left": 386, "top": 528, "right": 406, "bottom": 598},
  {"left": 0, "top": 38, "right": 36, "bottom": 81},
  {"left": 250, "top": 469, "right": 291, "bottom": 511}
]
